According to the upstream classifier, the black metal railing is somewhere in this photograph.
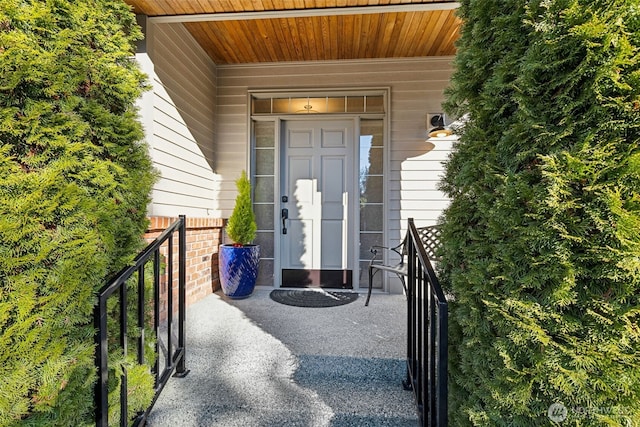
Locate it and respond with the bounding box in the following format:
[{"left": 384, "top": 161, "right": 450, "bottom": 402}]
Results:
[
  {"left": 404, "top": 218, "right": 448, "bottom": 426},
  {"left": 94, "top": 215, "right": 188, "bottom": 427}
]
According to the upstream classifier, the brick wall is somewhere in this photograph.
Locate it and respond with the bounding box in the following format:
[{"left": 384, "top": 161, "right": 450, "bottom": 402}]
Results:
[{"left": 145, "top": 216, "right": 224, "bottom": 306}]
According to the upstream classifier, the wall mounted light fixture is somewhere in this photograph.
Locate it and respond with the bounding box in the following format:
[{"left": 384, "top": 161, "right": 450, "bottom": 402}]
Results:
[{"left": 427, "top": 113, "right": 453, "bottom": 139}]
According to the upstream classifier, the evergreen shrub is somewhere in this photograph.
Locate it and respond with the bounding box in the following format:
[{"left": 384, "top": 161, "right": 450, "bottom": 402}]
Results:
[
  {"left": 0, "top": 0, "right": 155, "bottom": 425},
  {"left": 440, "top": 0, "right": 640, "bottom": 425},
  {"left": 225, "top": 170, "right": 257, "bottom": 246}
]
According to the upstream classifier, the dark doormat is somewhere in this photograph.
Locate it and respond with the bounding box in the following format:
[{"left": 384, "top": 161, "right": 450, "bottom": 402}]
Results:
[{"left": 269, "top": 289, "right": 359, "bottom": 308}]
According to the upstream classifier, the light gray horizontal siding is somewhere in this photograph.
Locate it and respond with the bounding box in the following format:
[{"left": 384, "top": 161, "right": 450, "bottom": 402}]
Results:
[{"left": 144, "top": 22, "right": 219, "bottom": 218}]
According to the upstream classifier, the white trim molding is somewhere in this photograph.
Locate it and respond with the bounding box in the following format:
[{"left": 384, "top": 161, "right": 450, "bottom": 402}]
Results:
[{"left": 149, "top": 3, "right": 461, "bottom": 24}]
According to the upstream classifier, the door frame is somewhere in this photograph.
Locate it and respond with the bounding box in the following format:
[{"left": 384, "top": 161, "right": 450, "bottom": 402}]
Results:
[{"left": 248, "top": 88, "right": 390, "bottom": 291}]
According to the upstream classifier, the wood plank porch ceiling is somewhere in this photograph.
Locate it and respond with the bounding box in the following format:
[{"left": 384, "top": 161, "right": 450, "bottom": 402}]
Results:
[{"left": 125, "top": 1, "right": 461, "bottom": 64}]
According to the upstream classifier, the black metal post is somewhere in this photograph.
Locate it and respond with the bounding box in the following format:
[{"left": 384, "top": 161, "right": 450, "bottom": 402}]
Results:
[
  {"left": 153, "top": 249, "right": 160, "bottom": 388},
  {"left": 437, "top": 300, "right": 448, "bottom": 424},
  {"left": 94, "top": 295, "right": 109, "bottom": 427},
  {"left": 119, "top": 281, "right": 128, "bottom": 427},
  {"left": 167, "top": 233, "right": 173, "bottom": 370},
  {"left": 138, "top": 265, "right": 145, "bottom": 365},
  {"left": 175, "top": 215, "right": 189, "bottom": 377}
]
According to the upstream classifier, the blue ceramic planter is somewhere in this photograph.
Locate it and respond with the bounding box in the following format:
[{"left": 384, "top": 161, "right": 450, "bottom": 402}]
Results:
[{"left": 219, "top": 244, "right": 260, "bottom": 299}]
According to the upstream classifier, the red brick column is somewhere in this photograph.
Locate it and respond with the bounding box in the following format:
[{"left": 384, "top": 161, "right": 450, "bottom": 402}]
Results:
[{"left": 145, "top": 216, "right": 224, "bottom": 306}]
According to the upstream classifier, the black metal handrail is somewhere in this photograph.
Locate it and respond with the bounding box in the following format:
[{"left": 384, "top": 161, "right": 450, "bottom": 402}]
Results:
[
  {"left": 94, "top": 215, "right": 188, "bottom": 427},
  {"left": 404, "top": 218, "right": 448, "bottom": 426}
]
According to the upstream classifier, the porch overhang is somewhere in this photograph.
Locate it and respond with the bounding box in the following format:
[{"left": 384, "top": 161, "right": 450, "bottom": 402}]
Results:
[{"left": 124, "top": 0, "right": 461, "bottom": 64}]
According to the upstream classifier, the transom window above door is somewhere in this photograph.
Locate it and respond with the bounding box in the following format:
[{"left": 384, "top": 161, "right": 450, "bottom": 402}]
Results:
[{"left": 252, "top": 94, "right": 385, "bottom": 115}]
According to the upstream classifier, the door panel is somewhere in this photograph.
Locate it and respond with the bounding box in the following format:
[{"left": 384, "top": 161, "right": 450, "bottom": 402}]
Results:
[
  {"left": 290, "top": 129, "right": 313, "bottom": 148},
  {"left": 321, "top": 156, "right": 346, "bottom": 269},
  {"left": 288, "top": 219, "right": 311, "bottom": 268},
  {"left": 285, "top": 156, "right": 315, "bottom": 268},
  {"left": 281, "top": 120, "right": 354, "bottom": 288},
  {"left": 322, "top": 129, "right": 347, "bottom": 148}
]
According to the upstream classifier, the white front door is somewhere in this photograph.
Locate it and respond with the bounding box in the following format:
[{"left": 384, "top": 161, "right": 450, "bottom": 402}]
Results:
[{"left": 280, "top": 119, "right": 355, "bottom": 288}]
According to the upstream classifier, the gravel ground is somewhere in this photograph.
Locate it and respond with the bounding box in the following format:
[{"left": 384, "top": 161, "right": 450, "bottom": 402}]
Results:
[{"left": 146, "top": 288, "right": 418, "bottom": 426}]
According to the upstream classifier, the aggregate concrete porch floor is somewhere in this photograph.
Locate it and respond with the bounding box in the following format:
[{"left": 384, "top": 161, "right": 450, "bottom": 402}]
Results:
[{"left": 146, "top": 288, "right": 418, "bottom": 426}]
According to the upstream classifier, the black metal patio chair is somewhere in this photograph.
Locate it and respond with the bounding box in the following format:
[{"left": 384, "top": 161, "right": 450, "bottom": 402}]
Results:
[{"left": 365, "top": 225, "right": 441, "bottom": 306}]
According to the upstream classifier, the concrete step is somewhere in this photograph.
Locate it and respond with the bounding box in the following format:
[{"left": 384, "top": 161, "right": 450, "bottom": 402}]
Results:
[{"left": 294, "top": 355, "right": 418, "bottom": 424}]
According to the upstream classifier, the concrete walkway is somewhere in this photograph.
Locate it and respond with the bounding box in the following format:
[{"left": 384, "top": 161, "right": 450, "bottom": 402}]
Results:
[{"left": 146, "top": 288, "right": 418, "bottom": 426}]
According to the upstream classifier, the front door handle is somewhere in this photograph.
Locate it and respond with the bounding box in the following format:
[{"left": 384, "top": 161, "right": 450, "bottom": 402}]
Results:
[{"left": 281, "top": 208, "right": 288, "bottom": 234}]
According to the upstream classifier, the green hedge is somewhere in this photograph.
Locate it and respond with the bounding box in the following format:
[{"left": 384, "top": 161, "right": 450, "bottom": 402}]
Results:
[
  {"left": 440, "top": 0, "right": 640, "bottom": 425},
  {"left": 0, "top": 1, "right": 155, "bottom": 425}
]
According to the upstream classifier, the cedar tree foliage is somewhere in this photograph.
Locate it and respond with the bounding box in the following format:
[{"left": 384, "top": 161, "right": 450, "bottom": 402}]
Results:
[
  {"left": 0, "top": 0, "right": 155, "bottom": 425},
  {"left": 226, "top": 170, "right": 257, "bottom": 246},
  {"left": 439, "top": 0, "right": 640, "bottom": 425}
]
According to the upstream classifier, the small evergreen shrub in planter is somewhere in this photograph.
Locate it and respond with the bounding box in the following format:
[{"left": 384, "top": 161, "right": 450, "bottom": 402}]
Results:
[{"left": 219, "top": 171, "right": 260, "bottom": 298}]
